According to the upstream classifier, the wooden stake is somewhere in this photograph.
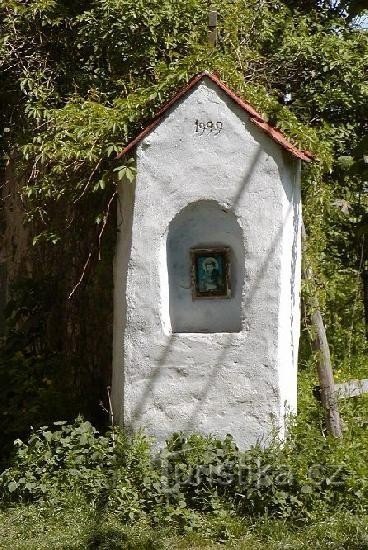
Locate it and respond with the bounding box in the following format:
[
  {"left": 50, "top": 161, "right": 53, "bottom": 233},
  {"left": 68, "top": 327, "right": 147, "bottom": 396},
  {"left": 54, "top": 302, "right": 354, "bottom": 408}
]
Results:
[
  {"left": 208, "top": 9, "right": 218, "bottom": 47},
  {"left": 363, "top": 267, "right": 368, "bottom": 339},
  {"left": 302, "top": 221, "right": 343, "bottom": 438}
]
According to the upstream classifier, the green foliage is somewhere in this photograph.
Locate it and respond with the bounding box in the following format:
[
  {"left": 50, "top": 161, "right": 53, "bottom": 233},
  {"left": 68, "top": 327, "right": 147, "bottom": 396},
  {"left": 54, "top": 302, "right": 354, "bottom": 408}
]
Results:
[
  {"left": 0, "top": 418, "right": 116, "bottom": 502},
  {"left": 0, "top": 279, "right": 71, "bottom": 462},
  {"left": 0, "top": 4, "right": 366, "bottom": 310},
  {"left": 0, "top": 505, "right": 368, "bottom": 549},
  {"left": 0, "top": 406, "right": 367, "bottom": 547},
  {"left": 1, "top": 0, "right": 366, "bottom": 300},
  {"left": 0, "top": 276, "right": 114, "bottom": 466},
  {"left": 3, "top": 0, "right": 366, "bottom": 232},
  {"left": 1, "top": 414, "right": 368, "bottom": 523}
]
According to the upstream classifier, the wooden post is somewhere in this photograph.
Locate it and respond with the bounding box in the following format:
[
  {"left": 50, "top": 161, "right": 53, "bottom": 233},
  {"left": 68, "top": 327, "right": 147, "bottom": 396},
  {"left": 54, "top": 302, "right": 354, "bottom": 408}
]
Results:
[
  {"left": 302, "top": 221, "right": 343, "bottom": 437},
  {"left": 363, "top": 267, "right": 368, "bottom": 339},
  {"left": 208, "top": 9, "right": 218, "bottom": 47}
]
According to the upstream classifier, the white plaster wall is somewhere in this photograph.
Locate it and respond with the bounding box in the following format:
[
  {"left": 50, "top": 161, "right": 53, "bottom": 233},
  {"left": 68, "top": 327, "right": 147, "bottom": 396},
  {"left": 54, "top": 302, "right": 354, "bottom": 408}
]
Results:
[
  {"left": 277, "top": 156, "right": 301, "bottom": 433},
  {"left": 113, "top": 77, "right": 301, "bottom": 448},
  {"left": 111, "top": 181, "right": 135, "bottom": 422}
]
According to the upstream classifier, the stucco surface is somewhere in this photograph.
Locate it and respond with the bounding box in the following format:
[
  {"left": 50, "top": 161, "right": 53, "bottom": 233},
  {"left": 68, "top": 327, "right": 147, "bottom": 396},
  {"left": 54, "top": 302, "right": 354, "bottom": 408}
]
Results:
[{"left": 112, "top": 77, "right": 301, "bottom": 449}]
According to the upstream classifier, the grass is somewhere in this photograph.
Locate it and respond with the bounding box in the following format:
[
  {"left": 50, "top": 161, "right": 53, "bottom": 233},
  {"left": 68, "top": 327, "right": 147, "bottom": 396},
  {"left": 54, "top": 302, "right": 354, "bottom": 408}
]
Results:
[
  {"left": 0, "top": 497, "right": 94, "bottom": 550},
  {"left": 0, "top": 501, "right": 367, "bottom": 549}
]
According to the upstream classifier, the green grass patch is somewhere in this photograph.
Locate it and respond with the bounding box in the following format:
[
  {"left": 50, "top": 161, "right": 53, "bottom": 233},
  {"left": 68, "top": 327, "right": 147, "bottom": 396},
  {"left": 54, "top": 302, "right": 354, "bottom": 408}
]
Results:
[{"left": 0, "top": 504, "right": 367, "bottom": 549}]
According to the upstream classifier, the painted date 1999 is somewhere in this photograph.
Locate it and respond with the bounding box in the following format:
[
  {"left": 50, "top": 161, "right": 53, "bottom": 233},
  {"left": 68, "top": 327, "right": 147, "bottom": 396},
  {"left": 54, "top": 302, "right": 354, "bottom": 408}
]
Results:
[{"left": 195, "top": 119, "right": 223, "bottom": 135}]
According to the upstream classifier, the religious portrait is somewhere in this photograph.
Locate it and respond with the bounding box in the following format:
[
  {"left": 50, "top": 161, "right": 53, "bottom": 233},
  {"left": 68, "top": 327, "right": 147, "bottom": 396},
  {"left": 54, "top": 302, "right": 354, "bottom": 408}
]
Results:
[{"left": 191, "top": 247, "right": 231, "bottom": 299}]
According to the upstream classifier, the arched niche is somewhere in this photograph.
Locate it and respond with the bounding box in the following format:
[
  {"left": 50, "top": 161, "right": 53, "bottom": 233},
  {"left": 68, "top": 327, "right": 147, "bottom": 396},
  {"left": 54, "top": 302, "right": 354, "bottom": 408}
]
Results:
[{"left": 166, "top": 200, "right": 244, "bottom": 333}]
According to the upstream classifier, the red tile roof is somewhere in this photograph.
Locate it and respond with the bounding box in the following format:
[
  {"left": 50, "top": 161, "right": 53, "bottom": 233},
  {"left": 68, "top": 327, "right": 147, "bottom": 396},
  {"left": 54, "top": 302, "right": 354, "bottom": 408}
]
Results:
[{"left": 117, "top": 72, "right": 314, "bottom": 162}]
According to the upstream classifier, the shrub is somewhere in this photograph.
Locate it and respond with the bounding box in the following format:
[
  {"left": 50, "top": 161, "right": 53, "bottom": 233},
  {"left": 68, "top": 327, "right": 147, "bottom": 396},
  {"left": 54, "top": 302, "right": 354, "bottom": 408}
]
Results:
[{"left": 1, "top": 415, "right": 367, "bottom": 528}]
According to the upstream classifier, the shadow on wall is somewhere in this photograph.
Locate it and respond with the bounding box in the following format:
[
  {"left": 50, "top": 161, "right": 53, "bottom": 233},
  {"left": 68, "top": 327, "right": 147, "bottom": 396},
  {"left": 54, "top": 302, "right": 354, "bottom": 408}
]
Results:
[{"left": 130, "top": 149, "right": 298, "bottom": 434}]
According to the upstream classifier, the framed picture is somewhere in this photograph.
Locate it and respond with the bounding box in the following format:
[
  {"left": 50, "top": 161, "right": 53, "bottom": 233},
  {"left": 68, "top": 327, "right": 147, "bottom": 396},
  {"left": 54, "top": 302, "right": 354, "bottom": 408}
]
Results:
[{"left": 191, "top": 247, "right": 231, "bottom": 299}]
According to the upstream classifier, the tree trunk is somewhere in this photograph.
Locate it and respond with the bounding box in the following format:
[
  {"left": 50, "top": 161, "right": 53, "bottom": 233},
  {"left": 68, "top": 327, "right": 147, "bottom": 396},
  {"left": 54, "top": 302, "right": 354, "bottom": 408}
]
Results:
[{"left": 301, "top": 221, "right": 343, "bottom": 438}]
